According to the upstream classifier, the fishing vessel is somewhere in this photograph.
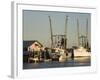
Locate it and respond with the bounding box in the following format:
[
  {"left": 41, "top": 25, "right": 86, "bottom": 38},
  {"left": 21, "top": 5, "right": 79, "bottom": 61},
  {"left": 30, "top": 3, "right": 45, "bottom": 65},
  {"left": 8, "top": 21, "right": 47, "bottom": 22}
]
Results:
[{"left": 74, "top": 47, "right": 90, "bottom": 57}]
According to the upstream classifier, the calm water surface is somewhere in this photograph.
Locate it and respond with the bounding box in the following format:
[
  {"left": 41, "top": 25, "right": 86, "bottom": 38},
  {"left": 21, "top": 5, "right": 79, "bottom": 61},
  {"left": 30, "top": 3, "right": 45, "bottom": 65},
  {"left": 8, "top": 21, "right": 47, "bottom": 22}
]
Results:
[{"left": 23, "top": 57, "right": 90, "bottom": 69}]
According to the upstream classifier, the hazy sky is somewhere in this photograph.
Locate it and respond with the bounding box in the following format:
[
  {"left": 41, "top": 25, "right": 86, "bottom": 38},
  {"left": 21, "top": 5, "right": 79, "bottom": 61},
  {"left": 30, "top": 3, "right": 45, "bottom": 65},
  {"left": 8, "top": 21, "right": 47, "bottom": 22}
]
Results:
[{"left": 23, "top": 10, "right": 91, "bottom": 48}]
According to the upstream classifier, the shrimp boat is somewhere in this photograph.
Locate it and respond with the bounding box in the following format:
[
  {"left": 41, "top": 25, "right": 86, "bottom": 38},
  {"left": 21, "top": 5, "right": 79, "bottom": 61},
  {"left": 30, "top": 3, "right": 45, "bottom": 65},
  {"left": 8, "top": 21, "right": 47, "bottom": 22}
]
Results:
[{"left": 74, "top": 47, "right": 90, "bottom": 57}]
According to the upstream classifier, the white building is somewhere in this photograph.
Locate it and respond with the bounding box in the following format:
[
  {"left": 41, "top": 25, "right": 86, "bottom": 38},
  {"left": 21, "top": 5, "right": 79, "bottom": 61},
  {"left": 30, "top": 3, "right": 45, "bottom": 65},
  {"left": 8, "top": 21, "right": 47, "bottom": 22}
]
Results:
[{"left": 27, "top": 40, "right": 43, "bottom": 52}]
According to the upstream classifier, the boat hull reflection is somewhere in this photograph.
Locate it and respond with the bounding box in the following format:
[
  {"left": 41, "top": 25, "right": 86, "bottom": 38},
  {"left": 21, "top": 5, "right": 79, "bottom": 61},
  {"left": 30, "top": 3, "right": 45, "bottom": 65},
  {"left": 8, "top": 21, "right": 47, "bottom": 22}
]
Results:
[{"left": 23, "top": 57, "right": 90, "bottom": 69}]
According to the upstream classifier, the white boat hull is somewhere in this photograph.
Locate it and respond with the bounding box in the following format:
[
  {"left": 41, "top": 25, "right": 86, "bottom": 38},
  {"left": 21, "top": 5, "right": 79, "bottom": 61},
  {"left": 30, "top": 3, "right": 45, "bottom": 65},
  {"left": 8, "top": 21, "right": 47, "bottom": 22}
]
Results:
[{"left": 74, "top": 47, "right": 90, "bottom": 57}]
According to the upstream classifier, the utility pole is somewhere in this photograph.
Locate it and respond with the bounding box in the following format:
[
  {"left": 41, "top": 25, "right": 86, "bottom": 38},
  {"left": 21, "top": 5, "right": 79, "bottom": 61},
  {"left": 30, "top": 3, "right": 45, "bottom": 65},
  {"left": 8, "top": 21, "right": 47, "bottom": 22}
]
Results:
[
  {"left": 77, "top": 19, "right": 80, "bottom": 47},
  {"left": 48, "top": 16, "right": 53, "bottom": 49}
]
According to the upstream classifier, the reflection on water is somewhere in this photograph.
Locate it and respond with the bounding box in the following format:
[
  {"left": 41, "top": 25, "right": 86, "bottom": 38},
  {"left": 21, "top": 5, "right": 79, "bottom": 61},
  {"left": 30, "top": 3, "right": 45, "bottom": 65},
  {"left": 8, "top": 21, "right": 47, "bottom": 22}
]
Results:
[{"left": 23, "top": 57, "right": 90, "bottom": 69}]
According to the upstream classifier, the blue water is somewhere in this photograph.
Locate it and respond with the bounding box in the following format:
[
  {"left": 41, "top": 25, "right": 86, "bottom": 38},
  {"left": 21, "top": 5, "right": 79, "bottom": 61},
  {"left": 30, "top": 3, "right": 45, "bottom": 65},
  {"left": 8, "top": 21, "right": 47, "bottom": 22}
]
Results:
[{"left": 23, "top": 57, "right": 90, "bottom": 69}]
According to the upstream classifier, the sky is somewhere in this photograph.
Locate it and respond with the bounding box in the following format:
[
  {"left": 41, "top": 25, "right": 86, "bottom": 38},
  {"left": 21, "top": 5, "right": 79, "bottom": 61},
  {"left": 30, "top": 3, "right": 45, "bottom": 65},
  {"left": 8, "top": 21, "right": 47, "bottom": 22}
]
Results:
[{"left": 23, "top": 10, "right": 91, "bottom": 48}]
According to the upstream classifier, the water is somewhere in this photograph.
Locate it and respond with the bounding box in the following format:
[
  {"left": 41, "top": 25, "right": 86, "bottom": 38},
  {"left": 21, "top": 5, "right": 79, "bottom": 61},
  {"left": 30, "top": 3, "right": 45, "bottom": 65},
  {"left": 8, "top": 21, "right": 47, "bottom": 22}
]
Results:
[{"left": 23, "top": 57, "right": 90, "bottom": 69}]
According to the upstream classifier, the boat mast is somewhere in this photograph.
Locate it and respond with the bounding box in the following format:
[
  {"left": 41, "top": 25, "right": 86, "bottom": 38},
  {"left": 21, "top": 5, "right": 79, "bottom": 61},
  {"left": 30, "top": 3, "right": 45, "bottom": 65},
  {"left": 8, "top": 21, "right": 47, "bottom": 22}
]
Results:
[
  {"left": 86, "top": 18, "right": 89, "bottom": 49},
  {"left": 48, "top": 16, "right": 53, "bottom": 49},
  {"left": 77, "top": 19, "right": 80, "bottom": 47},
  {"left": 65, "top": 16, "right": 68, "bottom": 49}
]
